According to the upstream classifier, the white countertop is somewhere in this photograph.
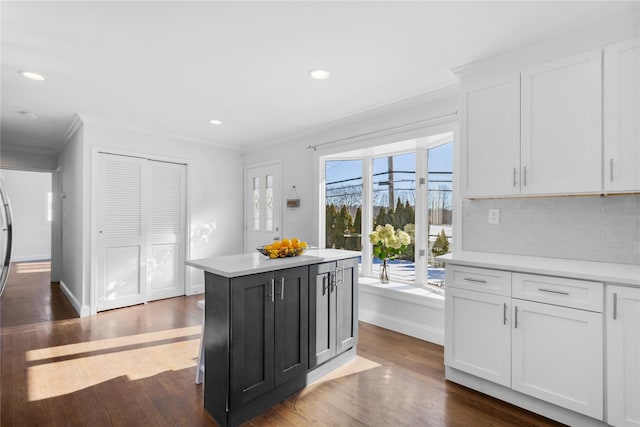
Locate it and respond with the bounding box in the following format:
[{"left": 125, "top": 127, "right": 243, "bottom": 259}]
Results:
[
  {"left": 186, "top": 248, "right": 361, "bottom": 278},
  {"left": 438, "top": 251, "right": 640, "bottom": 287}
]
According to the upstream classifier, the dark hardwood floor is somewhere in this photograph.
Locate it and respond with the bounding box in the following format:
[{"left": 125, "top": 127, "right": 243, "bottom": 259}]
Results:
[{"left": 1, "top": 261, "right": 565, "bottom": 426}]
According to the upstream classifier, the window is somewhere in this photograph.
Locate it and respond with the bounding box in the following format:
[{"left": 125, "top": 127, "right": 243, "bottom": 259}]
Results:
[
  {"left": 325, "top": 160, "right": 362, "bottom": 251},
  {"left": 321, "top": 132, "right": 454, "bottom": 287}
]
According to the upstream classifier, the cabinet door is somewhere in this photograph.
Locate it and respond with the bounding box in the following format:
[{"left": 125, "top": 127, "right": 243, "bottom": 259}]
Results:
[
  {"left": 511, "top": 299, "right": 603, "bottom": 420},
  {"left": 461, "top": 74, "right": 521, "bottom": 198},
  {"left": 607, "top": 286, "right": 640, "bottom": 427},
  {"left": 445, "top": 288, "right": 511, "bottom": 387},
  {"left": 230, "top": 272, "right": 275, "bottom": 408},
  {"left": 274, "top": 267, "right": 309, "bottom": 386},
  {"left": 604, "top": 38, "right": 640, "bottom": 193},
  {"left": 521, "top": 49, "right": 602, "bottom": 195},
  {"left": 309, "top": 262, "right": 337, "bottom": 368},
  {"left": 336, "top": 258, "right": 358, "bottom": 353}
]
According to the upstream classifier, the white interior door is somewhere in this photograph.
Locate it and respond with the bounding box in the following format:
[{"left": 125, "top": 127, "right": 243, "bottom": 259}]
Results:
[
  {"left": 96, "top": 153, "right": 187, "bottom": 311},
  {"left": 147, "top": 161, "right": 186, "bottom": 301},
  {"left": 96, "top": 154, "right": 147, "bottom": 311},
  {"left": 244, "top": 162, "right": 281, "bottom": 252}
]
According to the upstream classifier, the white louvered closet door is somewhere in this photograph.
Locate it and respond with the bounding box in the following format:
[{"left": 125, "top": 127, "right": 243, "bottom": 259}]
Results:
[
  {"left": 96, "top": 154, "right": 186, "bottom": 311},
  {"left": 97, "top": 154, "right": 148, "bottom": 311},
  {"left": 147, "top": 161, "right": 186, "bottom": 301}
]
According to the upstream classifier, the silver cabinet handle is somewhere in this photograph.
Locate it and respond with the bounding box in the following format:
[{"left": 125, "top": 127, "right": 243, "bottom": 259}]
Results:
[
  {"left": 280, "top": 277, "right": 285, "bottom": 301},
  {"left": 503, "top": 303, "right": 507, "bottom": 325},
  {"left": 538, "top": 288, "right": 569, "bottom": 296},
  {"left": 271, "top": 278, "right": 275, "bottom": 303},
  {"left": 514, "top": 306, "right": 519, "bottom": 329},
  {"left": 613, "top": 293, "right": 618, "bottom": 320},
  {"left": 322, "top": 275, "right": 328, "bottom": 296},
  {"left": 513, "top": 168, "right": 517, "bottom": 187},
  {"left": 610, "top": 158, "right": 614, "bottom": 182},
  {"left": 463, "top": 277, "right": 487, "bottom": 284},
  {"left": 330, "top": 271, "right": 336, "bottom": 292},
  {"left": 523, "top": 166, "right": 527, "bottom": 187}
]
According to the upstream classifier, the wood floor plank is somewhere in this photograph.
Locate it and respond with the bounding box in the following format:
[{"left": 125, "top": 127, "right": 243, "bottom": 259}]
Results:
[{"left": 1, "top": 261, "right": 565, "bottom": 426}]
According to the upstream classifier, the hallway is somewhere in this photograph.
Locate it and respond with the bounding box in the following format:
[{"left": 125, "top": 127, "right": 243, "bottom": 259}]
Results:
[{"left": 0, "top": 261, "right": 211, "bottom": 426}]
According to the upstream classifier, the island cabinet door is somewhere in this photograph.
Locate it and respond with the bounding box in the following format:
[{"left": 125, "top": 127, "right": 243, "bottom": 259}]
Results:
[
  {"left": 230, "top": 271, "right": 275, "bottom": 409},
  {"left": 336, "top": 258, "right": 358, "bottom": 354},
  {"left": 274, "top": 266, "right": 309, "bottom": 386},
  {"left": 309, "top": 261, "right": 337, "bottom": 368}
]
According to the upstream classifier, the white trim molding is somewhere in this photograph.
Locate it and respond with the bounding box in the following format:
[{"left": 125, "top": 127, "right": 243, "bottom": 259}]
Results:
[
  {"left": 59, "top": 280, "right": 91, "bottom": 317},
  {"left": 359, "top": 278, "right": 445, "bottom": 345}
]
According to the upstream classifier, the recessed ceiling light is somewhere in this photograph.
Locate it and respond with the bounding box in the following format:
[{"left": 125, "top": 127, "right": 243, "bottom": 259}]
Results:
[
  {"left": 19, "top": 111, "right": 38, "bottom": 119},
  {"left": 209, "top": 119, "right": 222, "bottom": 126},
  {"left": 18, "top": 70, "right": 47, "bottom": 81},
  {"left": 309, "top": 69, "right": 331, "bottom": 80}
]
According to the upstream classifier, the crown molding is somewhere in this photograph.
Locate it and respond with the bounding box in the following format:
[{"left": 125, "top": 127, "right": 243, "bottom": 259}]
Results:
[
  {"left": 0, "top": 142, "right": 57, "bottom": 156},
  {"left": 453, "top": 10, "right": 639, "bottom": 83},
  {"left": 60, "top": 114, "right": 83, "bottom": 147},
  {"left": 249, "top": 83, "right": 460, "bottom": 150}
]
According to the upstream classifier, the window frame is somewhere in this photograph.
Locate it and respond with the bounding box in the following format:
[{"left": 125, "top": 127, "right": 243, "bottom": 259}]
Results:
[{"left": 318, "top": 125, "right": 456, "bottom": 287}]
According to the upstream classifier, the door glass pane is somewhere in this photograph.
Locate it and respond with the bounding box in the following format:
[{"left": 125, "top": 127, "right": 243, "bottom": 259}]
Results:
[
  {"left": 265, "top": 174, "right": 273, "bottom": 232},
  {"left": 372, "top": 153, "right": 415, "bottom": 282},
  {"left": 427, "top": 141, "right": 453, "bottom": 286},
  {"left": 325, "top": 160, "right": 362, "bottom": 251},
  {"left": 252, "top": 177, "right": 260, "bottom": 231}
]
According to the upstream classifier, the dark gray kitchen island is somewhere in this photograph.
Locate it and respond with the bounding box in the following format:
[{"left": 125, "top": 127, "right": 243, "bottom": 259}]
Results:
[{"left": 186, "top": 249, "right": 360, "bottom": 427}]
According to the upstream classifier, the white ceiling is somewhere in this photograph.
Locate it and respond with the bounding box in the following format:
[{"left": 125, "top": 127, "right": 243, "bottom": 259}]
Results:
[{"left": 1, "top": 1, "right": 637, "bottom": 153}]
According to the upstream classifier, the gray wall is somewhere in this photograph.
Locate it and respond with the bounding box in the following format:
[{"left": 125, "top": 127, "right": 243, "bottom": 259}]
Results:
[{"left": 462, "top": 195, "right": 640, "bottom": 265}]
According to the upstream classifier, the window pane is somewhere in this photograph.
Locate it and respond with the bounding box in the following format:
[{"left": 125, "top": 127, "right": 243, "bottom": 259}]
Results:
[
  {"left": 265, "top": 174, "right": 273, "bottom": 231},
  {"left": 427, "top": 141, "right": 453, "bottom": 286},
  {"left": 372, "top": 152, "right": 415, "bottom": 282},
  {"left": 325, "top": 160, "right": 362, "bottom": 251},
  {"left": 252, "top": 176, "right": 260, "bottom": 230}
]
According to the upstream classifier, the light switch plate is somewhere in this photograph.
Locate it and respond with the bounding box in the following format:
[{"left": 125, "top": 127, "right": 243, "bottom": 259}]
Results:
[{"left": 488, "top": 208, "right": 500, "bottom": 224}]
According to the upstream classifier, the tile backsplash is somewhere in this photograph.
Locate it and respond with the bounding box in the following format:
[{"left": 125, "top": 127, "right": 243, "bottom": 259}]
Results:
[{"left": 462, "top": 195, "right": 640, "bottom": 265}]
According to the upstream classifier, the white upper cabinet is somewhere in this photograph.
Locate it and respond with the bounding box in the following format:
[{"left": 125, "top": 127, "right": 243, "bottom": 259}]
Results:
[
  {"left": 604, "top": 38, "right": 640, "bottom": 193},
  {"left": 461, "top": 75, "right": 520, "bottom": 198},
  {"left": 460, "top": 39, "right": 640, "bottom": 198},
  {"left": 521, "top": 49, "right": 602, "bottom": 195}
]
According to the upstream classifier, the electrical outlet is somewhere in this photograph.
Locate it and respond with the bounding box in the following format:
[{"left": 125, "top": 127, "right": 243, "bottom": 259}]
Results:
[{"left": 488, "top": 209, "right": 500, "bottom": 224}]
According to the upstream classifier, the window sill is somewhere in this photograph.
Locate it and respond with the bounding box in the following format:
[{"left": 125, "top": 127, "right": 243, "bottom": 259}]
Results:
[{"left": 358, "top": 276, "right": 444, "bottom": 310}]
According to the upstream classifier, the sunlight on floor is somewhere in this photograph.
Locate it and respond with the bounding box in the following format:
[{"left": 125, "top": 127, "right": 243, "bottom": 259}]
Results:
[
  {"left": 26, "top": 326, "right": 201, "bottom": 401},
  {"left": 302, "top": 355, "right": 381, "bottom": 392},
  {"left": 15, "top": 261, "right": 51, "bottom": 274}
]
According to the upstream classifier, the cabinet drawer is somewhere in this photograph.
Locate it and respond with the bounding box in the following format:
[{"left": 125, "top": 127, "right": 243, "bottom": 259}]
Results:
[
  {"left": 446, "top": 266, "right": 511, "bottom": 296},
  {"left": 512, "top": 273, "right": 603, "bottom": 312}
]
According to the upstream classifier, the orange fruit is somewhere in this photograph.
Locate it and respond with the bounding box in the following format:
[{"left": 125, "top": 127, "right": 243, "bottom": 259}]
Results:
[{"left": 281, "top": 238, "right": 291, "bottom": 248}]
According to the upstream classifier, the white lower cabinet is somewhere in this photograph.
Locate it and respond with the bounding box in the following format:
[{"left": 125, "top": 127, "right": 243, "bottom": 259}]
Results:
[
  {"left": 446, "top": 266, "right": 606, "bottom": 422},
  {"left": 511, "top": 299, "right": 603, "bottom": 420},
  {"left": 445, "top": 288, "right": 511, "bottom": 387},
  {"left": 606, "top": 285, "right": 640, "bottom": 427}
]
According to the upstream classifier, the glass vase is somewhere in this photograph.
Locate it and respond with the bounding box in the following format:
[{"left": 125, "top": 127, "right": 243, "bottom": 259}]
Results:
[{"left": 380, "top": 259, "right": 389, "bottom": 284}]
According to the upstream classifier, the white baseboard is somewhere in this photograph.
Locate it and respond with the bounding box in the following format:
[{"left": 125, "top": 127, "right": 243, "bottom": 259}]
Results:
[
  {"left": 59, "top": 280, "right": 90, "bottom": 317},
  {"left": 446, "top": 366, "right": 607, "bottom": 427},
  {"left": 359, "top": 307, "right": 444, "bottom": 345},
  {"left": 11, "top": 255, "right": 51, "bottom": 263}
]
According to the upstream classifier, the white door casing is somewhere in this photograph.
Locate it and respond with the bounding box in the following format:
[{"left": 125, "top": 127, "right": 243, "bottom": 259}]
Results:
[{"left": 244, "top": 162, "right": 281, "bottom": 252}]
